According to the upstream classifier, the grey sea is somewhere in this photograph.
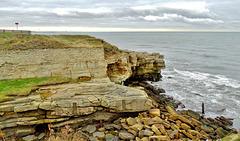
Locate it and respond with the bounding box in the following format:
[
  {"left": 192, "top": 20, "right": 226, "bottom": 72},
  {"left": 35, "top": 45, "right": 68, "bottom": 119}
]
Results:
[{"left": 35, "top": 32, "right": 240, "bottom": 130}]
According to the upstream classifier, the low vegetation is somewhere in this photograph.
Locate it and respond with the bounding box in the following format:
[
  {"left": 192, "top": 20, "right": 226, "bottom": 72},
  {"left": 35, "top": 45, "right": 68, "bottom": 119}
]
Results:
[
  {"left": 0, "top": 77, "right": 71, "bottom": 102},
  {"left": 0, "top": 32, "right": 104, "bottom": 50}
]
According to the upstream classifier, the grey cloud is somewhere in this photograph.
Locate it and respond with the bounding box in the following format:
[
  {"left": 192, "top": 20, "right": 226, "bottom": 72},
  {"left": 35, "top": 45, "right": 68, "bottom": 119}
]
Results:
[{"left": 0, "top": 0, "right": 239, "bottom": 31}]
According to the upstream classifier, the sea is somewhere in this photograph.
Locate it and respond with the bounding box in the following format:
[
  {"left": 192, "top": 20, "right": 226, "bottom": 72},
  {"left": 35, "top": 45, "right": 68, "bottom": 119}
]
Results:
[{"left": 34, "top": 32, "right": 240, "bottom": 130}]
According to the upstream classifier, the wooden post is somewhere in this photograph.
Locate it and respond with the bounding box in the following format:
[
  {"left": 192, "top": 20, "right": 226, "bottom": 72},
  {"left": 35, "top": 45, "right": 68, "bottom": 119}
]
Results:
[{"left": 202, "top": 102, "right": 205, "bottom": 115}]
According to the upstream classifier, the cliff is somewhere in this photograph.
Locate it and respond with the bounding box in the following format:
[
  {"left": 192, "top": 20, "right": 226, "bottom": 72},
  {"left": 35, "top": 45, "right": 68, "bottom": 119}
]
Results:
[{"left": 0, "top": 33, "right": 165, "bottom": 138}]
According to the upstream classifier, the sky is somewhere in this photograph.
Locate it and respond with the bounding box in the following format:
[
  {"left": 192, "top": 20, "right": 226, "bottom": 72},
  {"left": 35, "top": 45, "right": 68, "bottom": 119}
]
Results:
[{"left": 1, "top": 0, "right": 240, "bottom": 32}]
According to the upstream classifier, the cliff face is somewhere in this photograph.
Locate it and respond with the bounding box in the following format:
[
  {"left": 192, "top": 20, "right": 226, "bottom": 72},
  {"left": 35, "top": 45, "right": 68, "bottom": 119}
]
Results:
[
  {"left": 104, "top": 44, "right": 165, "bottom": 84},
  {"left": 0, "top": 48, "right": 107, "bottom": 80},
  {"left": 0, "top": 34, "right": 165, "bottom": 138}
]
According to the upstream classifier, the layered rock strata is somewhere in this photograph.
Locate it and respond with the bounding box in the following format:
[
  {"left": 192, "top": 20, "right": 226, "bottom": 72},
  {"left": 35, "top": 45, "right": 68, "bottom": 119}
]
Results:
[{"left": 0, "top": 37, "right": 165, "bottom": 139}]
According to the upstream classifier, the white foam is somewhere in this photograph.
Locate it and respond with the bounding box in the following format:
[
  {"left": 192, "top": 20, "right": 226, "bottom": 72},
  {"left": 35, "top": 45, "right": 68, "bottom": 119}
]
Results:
[{"left": 173, "top": 68, "right": 240, "bottom": 89}]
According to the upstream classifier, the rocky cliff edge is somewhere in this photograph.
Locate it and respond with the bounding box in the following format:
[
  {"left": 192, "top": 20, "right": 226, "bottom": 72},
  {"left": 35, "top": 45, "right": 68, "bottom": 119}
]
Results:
[{"left": 0, "top": 34, "right": 165, "bottom": 138}]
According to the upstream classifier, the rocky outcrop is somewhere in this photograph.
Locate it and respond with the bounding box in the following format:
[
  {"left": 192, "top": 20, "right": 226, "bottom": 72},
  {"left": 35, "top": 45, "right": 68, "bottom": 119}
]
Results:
[
  {"left": 0, "top": 36, "right": 164, "bottom": 139},
  {"left": 0, "top": 78, "right": 154, "bottom": 138},
  {"left": 105, "top": 49, "right": 165, "bottom": 84}
]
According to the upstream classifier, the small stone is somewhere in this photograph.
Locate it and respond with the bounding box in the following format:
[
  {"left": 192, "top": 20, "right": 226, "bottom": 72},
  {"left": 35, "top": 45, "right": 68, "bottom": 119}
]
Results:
[
  {"left": 130, "top": 124, "right": 144, "bottom": 131},
  {"left": 127, "top": 117, "right": 137, "bottom": 126},
  {"left": 201, "top": 125, "right": 213, "bottom": 133},
  {"left": 22, "top": 135, "right": 37, "bottom": 141},
  {"left": 105, "top": 134, "right": 115, "bottom": 141},
  {"left": 121, "top": 122, "right": 129, "bottom": 130},
  {"left": 169, "top": 115, "right": 178, "bottom": 120},
  {"left": 182, "top": 130, "right": 194, "bottom": 139},
  {"left": 98, "top": 127, "right": 106, "bottom": 132},
  {"left": 166, "top": 106, "right": 178, "bottom": 115},
  {"left": 120, "top": 118, "right": 126, "bottom": 123},
  {"left": 188, "top": 130, "right": 199, "bottom": 136},
  {"left": 158, "top": 124, "right": 166, "bottom": 135},
  {"left": 176, "top": 120, "right": 182, "bottom": 126},
  {"left": 151, "top": 125, "right": 161, "bottom": 135},
  {"left": 149, "top": 135, "right": 167, "bottom": 141},
  {"left": 89, "top": 136, "right": 99, "bottom": 141},
  {"left": 144, "top": 125, "right": 151, "bottom": 129},
  {"left": 76, "top": 131, "right": 89, "bottom": 139},
  {"left": 128, "top": 129, "right": 138, "bottom": 136},
  {"left": 37, "top": 132, "right": 45, "bottom": 140},
  {"left": 141, "top": 137, "right": 149, "bottom": 141},
  {"left": 177, "top": 115, "right": 193, "bottom": 127},
  {"left": 136, "top": 137, "right": 141, "bottom": 141},
  {"left": 105, "top": 124, "right": 121, "bottom": 130},
  {"left": 181, "top": 123, "right": 191, "bottom": 130},
  {"left": 143, "top": 117, "right": 162, "bottom": 125},
  {"left": 138, "top": 130, "right": 145, "bottom": 138},
  {"left": 169, "top": 130, "right": 179, "bottom": 139},
  {"left": 93, "top": 132, "right": 105, "bottom": 139},
  {"left": 149, "top": 109, "right": 160, "bottom": 117},
  {"left": 86, "top": 125, "right": 97, "bottom": 133},
  {"left": 143, "top": 129, "right": 154, "bottom": 136},
  {"left": 119, "top": 132, "right": 135, "bottom": 140},
  {"left": 162, "top": 121, "right": 171, "bottom": 128}
]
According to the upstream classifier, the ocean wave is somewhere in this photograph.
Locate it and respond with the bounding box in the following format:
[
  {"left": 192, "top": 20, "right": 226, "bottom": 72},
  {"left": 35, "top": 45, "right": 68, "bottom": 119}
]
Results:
[{"left": 173, "top": 69, "right": 240, "bottom": 89}]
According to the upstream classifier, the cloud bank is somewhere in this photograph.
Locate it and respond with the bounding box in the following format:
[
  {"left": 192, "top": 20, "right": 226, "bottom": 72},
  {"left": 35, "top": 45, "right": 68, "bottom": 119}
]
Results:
[{"left": 0, "top": 0, "right": 239, "bottom": 31}]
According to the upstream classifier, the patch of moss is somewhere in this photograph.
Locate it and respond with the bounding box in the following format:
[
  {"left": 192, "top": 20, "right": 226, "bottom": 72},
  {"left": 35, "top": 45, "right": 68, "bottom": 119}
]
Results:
[{"left": 0, "top": 77, "right": 71, "bottom": 102}]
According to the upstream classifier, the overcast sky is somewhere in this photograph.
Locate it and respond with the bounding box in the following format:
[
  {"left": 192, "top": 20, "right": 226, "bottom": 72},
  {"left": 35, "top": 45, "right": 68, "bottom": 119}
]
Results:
[{"left": 1, "top": 0, "right": 240, "bottom": 31}]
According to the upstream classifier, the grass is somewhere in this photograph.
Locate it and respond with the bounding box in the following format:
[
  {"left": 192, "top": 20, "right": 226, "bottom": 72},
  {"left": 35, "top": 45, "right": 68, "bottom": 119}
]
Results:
[
  {"left": 0, "top": 77, "right": 71, "bottom": 102},
  {"left": 0, "top": 32, "right": 105, "bottom": 50}
]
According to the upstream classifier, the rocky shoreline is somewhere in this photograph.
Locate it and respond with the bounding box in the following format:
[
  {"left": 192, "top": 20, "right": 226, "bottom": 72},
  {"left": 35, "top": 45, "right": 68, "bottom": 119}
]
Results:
[{"left": 0, "top": 33, "right": 239, "bottom": 140}]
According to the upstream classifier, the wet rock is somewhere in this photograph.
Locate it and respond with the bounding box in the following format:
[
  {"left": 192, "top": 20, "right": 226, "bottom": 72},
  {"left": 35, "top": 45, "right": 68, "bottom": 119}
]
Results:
[
  {"left": 149, "top": 109, "right": 160, "bottom": 117},
  {"left": 187, "top": 110, "right": 200, "bottom": 120},
  {"left": 119, "top": 132, "right": 135, "bottom": 140},
  {"left": 215, "top": 127, "right": 229, "bottom": 138},
  {"left": 201, "top": 125, "right": 213, "bottom": 133},
  {"left": 177, "top": 115, "right": 193, "bottom": 127}
]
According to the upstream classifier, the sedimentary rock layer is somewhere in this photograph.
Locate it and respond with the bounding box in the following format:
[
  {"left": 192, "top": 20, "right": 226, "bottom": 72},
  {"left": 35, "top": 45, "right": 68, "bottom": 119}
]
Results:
[{"left": 0, "top": 35, "right": 165, "bottom": 138}]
